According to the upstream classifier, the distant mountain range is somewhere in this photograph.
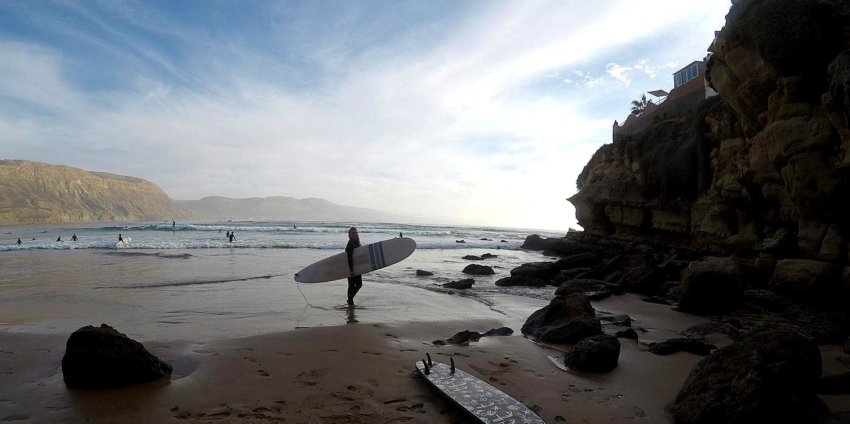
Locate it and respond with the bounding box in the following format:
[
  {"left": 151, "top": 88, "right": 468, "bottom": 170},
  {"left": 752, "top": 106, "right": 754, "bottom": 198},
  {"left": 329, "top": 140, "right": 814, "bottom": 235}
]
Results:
[
  {"left": 177, "top": 196, "right": 393, "bottom": 222},
  {"left": 0, "top": 160, "right": 395, "bottom": 225}
]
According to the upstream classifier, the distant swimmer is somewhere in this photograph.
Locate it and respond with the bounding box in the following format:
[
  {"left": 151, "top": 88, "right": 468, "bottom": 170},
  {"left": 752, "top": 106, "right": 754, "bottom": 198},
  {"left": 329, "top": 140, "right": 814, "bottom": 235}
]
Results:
[
  {"left": 118, "top": 234, "right": 124, "bottom": 243},
  {"left": 71, "top": 234, "right": 78, "bottom": 242},
  {"left": 399, "top": 232, "right": 403, "bottom": 238},
  {"left": 228, "top": 232, "right": 235, "bottom": 243},
  {"left": 172, "top": 220, "right": 176, "bottom": 228},
  {"left": 56, "top": 236, "right": 62, "bottom": 242},
  {"left": 16, "top": 238, "right": 21, "bottom": 245}
]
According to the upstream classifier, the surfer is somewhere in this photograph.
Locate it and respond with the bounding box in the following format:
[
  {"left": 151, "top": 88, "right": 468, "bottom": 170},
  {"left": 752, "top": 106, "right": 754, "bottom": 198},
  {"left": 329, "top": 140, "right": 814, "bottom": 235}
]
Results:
[
  {"left": 228, "top": 232, "right": 235, "bottom": 242},
  {"left": 118, "top": 234, "right": 124, "bottom": 243},
  {"left": 345, "top": 227, "right": 363, "bottom": 306},
  {"left": 16, "top": 238, "right": 21, "bottom": 245},
  {"left": 56, "top": 236, "right": 62, "bottom": 242},
  {"left": 71, "top": 234, "right": 77, "bottom": 242}
]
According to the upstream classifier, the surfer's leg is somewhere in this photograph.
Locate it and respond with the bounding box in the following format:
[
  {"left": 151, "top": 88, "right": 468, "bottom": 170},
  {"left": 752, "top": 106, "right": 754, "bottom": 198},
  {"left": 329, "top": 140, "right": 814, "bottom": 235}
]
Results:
[{"left": 347, "top": 275, "right": 363, "bottom": 304}]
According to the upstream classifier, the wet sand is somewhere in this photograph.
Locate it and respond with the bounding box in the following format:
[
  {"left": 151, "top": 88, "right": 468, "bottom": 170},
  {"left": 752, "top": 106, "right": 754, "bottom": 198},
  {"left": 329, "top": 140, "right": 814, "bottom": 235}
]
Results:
[{"left": 2, "top": 293, "right": 848, "bottom": 423}]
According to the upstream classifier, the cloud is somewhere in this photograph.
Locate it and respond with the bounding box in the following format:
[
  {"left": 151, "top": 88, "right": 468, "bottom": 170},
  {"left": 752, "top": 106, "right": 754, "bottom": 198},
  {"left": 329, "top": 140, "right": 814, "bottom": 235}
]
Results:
[{"left": 0, "top": 0, "right": 733, "bottom": 230}]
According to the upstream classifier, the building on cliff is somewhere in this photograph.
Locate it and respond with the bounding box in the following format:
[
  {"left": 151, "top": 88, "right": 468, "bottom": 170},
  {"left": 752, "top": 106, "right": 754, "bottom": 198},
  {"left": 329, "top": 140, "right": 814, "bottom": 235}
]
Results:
[{"left": 613, "top": 61, "right": 717, "bottom": 141}]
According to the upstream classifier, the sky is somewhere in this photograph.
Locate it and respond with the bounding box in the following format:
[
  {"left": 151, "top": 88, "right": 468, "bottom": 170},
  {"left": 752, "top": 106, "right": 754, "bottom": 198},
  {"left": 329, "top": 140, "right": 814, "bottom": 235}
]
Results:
[{"left": 0, "top": 0, "right": 731, "bottom": 231}]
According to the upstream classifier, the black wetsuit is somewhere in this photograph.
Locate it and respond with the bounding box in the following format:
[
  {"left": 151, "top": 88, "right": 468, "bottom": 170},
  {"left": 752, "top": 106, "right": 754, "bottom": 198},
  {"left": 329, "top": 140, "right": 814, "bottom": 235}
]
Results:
[{"left": 345, "top": 239, "right": 362, "bottom": 303}]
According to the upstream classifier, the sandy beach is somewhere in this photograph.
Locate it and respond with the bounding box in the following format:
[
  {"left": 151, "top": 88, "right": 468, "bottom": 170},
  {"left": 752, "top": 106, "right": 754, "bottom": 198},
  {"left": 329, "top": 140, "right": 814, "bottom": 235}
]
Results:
[{"left": 3, "top": 292, "right": 719, "bottom": 424}]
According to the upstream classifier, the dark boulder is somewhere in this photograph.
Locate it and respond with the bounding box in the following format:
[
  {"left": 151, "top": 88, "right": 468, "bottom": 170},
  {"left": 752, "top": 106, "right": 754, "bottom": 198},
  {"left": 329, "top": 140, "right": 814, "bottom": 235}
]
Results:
[
  {"left": 481, "top": 253, "right": 497, "bottom": 259},
  {"left": 597, "top": 313, "right": 631, "bottom": 327},
  {"left": 673, "top": 329, "right": 825, "bottom": 424},
  {"left": 769, "top": 259, "right": 842, "bottom": 301},
  {"left": 678, "top": 257, "right": 749, "bottom": 314},
  {"left": 462, "top": 264, "right": 494, "bottom": 275},
  {"left": 416, "top": 270, "right": 434, "bottom": 276},
  {"left": 495, "top": 276, "right": 549, "bottom": 287},
  {"left": 482, "top": 327, "right": 513, "bottom": 337},
  {"left": 602, "top": 326, "right": 639, "bottom": 340},
  {"left": 432, "top": 327, "right": 513, "bottom": 345},
  {"left": 443, "top": 279, "right": 474, "bottom": 289},
  {"left": 462, "top": 255, "right": 482, "bottom": 260},
  {"left": 563, "top": 335, "right": 620, "bottom": 373},
  {"left": 555, "top": 278, "right": 613, "bottom": 300},
  {"left": 554, "top": 253, "right": 601, "bottom": 269},
  {"left": 510, "top": 261, "right": 561, "bottom": 280},
  {"left": 521, "top": 293, "right": 601, "bottom": 344},
  {"left": 62, "top": 324, "right": 172, "bottom": 389},
  {"left": 649, "top": 337, "right": 716, "bottom": 356}
]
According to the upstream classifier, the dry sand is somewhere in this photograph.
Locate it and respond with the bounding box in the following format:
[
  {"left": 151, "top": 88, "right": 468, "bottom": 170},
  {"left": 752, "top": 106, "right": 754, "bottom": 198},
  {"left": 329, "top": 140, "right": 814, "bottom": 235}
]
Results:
[{"left": 2, "top": 295, "right": 848, "bottom": 423}]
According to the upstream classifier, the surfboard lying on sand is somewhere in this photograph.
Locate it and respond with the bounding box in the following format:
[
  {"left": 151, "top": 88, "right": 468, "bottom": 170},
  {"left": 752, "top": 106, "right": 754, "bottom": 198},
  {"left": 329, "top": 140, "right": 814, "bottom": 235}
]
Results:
[
  {"left": 294, "top": 237, "right": 416, "bottom": 283},
  {"left": 416, "top": 354, "right": 544, "bottom": 424}
]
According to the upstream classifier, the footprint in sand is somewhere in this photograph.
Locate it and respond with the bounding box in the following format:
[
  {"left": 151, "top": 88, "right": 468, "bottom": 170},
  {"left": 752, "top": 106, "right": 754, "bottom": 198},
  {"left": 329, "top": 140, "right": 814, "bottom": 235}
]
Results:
[
  {"left": 396, "top": 403, "right": 425, "bottom": 414},
  {"left": 361, "top": 351, "right": 382, "bottom": 356},
  {"left": 257, "top": 370, "right": 270, "bottom": 377},
  {"left": 399, "top": 348, "right": 417, "bottom": 352}
]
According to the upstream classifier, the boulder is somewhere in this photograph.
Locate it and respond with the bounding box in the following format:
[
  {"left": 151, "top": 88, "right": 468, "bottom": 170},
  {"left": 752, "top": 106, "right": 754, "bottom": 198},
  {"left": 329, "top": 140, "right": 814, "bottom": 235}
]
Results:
[
  {"left": 563, "top": 335, "right": 620, "bottom": 373},
  {"left": 462, "top": 255, "right": 482, "bottom": 260},
  {"left": 481, "top": 253, "right": 497, "bottom": 259},
  {"left": 482, "top": 327, "right": 514, "bottom": 337},
  {"left": 509, "top": 261, "right": 561, "bottom": 280},
  {"left": 432, "top": 327, "right": 513, "bottom": 345},
  {"left": 520, "top": 293, "right": 602, "bottom": 344},
  {"left": 555, "top": 278, "right": 612, "bottom": 300},
  {"left": 62, "top": 324, "right": 172, "bottom": 389},
  {"left": 461, "top": 264, "right": 494, "bottom": 275},
  {"left": 678, "top": 257, "right": 749, "bottom": 314},
  {"left": 648, "top": 337, "right": 716, "bottom": 356},
  {"left": 554, "top": 253, "right": 602, "bottom": 269},
  {"left": 416, "top": 270, "right": 434, "bottom": 276},
  {"left": 769, "top": 259, "right": 842, "bottom": 300},
  {"left": 494, "top": 276, "right": 548, "bottom": 287},
  {"left": 673, "top": 329, "right": 825, "bottom": 424},
  {"left": 443, "top": 279, "right": 474, "bottom": 289},
  {"left": 602, "top": 326, "right": 639, "bottom": 340},
  {"left": 818, "top": 372, "right": 850, "bottom": 395}
]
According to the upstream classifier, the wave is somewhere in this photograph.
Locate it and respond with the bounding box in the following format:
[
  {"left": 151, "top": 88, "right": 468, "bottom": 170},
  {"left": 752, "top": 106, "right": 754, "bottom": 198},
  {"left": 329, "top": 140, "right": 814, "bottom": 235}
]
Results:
[{"left": 116, "top": 274, "right": 281, "bottom": 289}]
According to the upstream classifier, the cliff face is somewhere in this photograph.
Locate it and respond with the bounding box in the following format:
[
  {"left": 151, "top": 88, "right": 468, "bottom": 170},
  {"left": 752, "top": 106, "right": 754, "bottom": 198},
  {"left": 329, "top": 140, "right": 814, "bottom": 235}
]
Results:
[
  {"left": 0, "top": 160, "right": 192, "bottom": 225},
  {"left": 571, "top": 0, "right": 850, "bottom": 261}
]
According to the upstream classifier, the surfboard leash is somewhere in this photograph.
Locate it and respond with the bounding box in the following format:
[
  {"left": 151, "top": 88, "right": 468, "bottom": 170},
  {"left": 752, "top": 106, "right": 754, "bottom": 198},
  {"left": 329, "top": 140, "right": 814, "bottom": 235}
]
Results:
[{"left": 295, "top": 281, "right": 313, "bottom": 307}]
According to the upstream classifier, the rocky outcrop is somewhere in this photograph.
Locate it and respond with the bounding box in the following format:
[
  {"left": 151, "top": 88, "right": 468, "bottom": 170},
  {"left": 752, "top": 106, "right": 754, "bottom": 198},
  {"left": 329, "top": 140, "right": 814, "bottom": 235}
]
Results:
[
  {"left": 520, "top": 293, "right": 602, "bottom": 344},
  {"left": 673, "top": 329, "right": 825, "bottom": 423},
  {"left": 432, "top": 327, "right": 514, "bottom": 346},
  {"left": 443, "top": 279, "right": 474, "bottom": 289},
  {"left": 62, "top": 324, "right": 172, "bottom": 389},
  {"left": 569, "top": 0, "right": 850, "bottom": 264},
  {"left": 0, "top": 160, "right": 191, "bottom": 225},
  {"left": 563, "top": 335, "right": 620, "bottom": 373},
  {"left": 461, "top": 264, "right": 495, "bottom": 275}
]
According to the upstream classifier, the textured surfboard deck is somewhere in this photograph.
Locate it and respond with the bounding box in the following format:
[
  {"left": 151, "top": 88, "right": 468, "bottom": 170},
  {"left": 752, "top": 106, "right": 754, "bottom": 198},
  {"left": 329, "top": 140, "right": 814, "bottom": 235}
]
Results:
[
  {"left": 294, "top": 237, "right": 416, "bottom": 283},
  {"left": 416, "top": 359, "right": 544, "bottom": 424}
]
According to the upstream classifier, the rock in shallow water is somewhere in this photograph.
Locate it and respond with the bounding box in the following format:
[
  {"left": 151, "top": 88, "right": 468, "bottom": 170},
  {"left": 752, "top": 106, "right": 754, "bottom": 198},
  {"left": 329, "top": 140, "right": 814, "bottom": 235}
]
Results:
[
  {"left": 443, "top": 279, "right": 474, "bottom": 289},
  {"left": 462, "top": 264, "right": 495, "bottom": 275},
  {"left": 62, "top": 324, "right": 172, "bottom": 389}
]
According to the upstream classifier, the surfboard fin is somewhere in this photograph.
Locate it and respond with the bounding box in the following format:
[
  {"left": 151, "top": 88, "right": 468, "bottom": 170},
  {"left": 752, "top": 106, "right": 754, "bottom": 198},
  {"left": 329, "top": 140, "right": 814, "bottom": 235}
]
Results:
[
  {"left": 426, "top": 353, "right": 433, "bottom": 366},
  {"left": 422, "top": 359, "right": 430, "bottom": 375},
  {"left": 450, "top": 357, "right": 455, "bottom": 374}
]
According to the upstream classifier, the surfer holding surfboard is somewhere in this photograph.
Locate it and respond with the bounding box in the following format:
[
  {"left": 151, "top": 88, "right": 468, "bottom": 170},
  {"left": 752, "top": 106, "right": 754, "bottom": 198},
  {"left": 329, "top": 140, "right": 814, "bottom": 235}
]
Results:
[{"left": 345, "top": 227, "right": 363, "bottom": 306}]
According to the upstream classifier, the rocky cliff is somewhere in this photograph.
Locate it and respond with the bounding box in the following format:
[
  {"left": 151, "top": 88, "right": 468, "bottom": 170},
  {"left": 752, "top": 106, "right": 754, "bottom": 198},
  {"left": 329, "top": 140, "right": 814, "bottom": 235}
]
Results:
[
  {"left": 0, "top": 160, "right": 192, "bottom": 225},
  {"left": 571, "top": 0, "right": 850, "bottom": 263}
]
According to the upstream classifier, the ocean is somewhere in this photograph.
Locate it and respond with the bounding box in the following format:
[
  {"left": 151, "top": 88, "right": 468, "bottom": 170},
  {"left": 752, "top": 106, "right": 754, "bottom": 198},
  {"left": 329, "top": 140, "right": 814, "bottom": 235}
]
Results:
[{"left": 0, "top": 221, "right": 562, "bottom": 341}]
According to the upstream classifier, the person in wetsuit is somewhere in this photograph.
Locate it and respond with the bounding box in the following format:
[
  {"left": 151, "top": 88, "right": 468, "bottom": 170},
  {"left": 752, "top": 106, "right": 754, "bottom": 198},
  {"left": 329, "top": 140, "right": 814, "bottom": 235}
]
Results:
[{"left": 345, "top": 227, "right": 362, "bottom": 306}]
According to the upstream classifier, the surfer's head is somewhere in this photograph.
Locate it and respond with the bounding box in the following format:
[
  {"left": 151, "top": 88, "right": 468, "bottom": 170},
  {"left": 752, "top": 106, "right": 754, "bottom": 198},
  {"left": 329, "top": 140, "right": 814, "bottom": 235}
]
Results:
[{"left": 348, "top": 227, "right": 359, "bottom": 243}]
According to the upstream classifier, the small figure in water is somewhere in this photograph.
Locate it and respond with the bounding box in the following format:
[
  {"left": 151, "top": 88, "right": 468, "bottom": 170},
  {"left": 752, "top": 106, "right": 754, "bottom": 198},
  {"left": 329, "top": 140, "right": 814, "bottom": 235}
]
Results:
[
  {"left": 172, "top": 220, "right": 175, "bottom": 229},
  {"left": 345, "top": 227, "right": 363, "bottom": 306},
  {"left": 399, "top": 232, "right": 403, "bottom": 238},
  {"left": 118, "top": 233, "right": 124, "bottom": 243},
  {"left": 71, "top": 234, "right": 77, "bottom": 242},
  {"left": 228, "top": 232, "right": 235, "bottom": 242},
  {"left": 16, "top": 238, "right": 21, "bottom": 245},
  {"left": 56, "top": 236, "right": 62, "bottom": 242}
]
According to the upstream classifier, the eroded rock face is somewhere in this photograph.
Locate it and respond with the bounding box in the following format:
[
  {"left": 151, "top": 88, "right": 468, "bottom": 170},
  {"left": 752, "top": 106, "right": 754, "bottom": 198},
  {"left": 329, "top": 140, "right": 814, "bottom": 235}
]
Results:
[
  {"left": 673, "top": 329, "right": 825, "bottom": 424},
  {"left": 569, "top": 0, "right": 850, "bottom": 264},
  {"left": 62, "top": 324, "right": 172, "bottom": 389}
]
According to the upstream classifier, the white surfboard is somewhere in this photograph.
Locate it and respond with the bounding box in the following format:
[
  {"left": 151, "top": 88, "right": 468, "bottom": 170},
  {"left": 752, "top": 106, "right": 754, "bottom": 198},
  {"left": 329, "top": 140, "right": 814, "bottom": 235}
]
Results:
[
  {"left": 116, "top": 237, "right": 131, "bottom": 248},
  {"left": 294, "top": 237, "right": 416, "bottom": 283}
]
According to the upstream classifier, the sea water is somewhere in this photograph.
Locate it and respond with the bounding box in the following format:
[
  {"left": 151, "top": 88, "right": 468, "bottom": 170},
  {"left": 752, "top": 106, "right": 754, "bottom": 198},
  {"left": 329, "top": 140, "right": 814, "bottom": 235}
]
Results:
[{"left": 0, "top": 221, "right": 562, "bottom": 341}]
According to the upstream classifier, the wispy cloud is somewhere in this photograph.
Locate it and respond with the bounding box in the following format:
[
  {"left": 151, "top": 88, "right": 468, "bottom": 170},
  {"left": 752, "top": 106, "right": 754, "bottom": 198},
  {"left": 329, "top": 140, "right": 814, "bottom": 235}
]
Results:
[{"left": 0, "top": 0, "right": 731, "bottom": 230}]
